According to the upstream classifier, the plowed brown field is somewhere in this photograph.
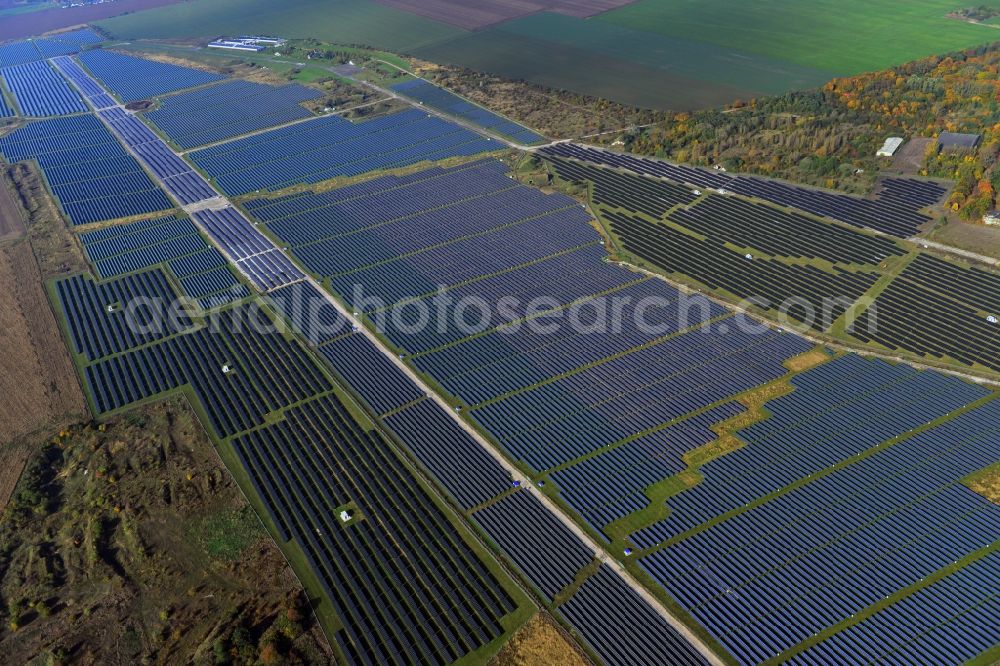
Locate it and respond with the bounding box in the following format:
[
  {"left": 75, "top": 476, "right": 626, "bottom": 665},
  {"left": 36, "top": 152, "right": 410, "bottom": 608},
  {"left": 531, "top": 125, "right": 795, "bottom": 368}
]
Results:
[
  {"left": 373, "top": 0, "right": 635, "bottom": 30},
  {"left": 0, "top": 240, "right": 86, "bottom": 447}
]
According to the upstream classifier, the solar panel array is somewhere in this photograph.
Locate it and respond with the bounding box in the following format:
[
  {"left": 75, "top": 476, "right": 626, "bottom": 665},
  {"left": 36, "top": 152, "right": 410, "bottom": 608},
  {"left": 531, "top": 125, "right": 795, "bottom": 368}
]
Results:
[
  {"left": 550, "top": 403, "right": 745, "bottom": 531},
  {"left": 49, "top": 55, "right": 116, "bottom": 110},
  {"left": 267, "top": 281, "right": 352, "bottom": 345},
  {"left": 250, "top": 160, "right": 607, "bottom": 312},
  {"left": 331, "top": 208, "right": 597, "bottom": 312},
  {"left": 192, "top": 207, "right": 305, "bottom": 291},
  {"left": 82, "top": 304, "right": 332, "bottom": 437},
  {"left": 632, "top": 354, "right": 991, "bottom": 548},
  {"left": 541, "top": 143, "right": 947, "bottom": 237},
  {"left": 668, "top": 194, "right": 906, "bottom": 265},
  {"left": 0, "top": 114, "right": 172, "bottom": 225},
  {"left": 188, "top": 108, "right": 498, "bottom": 196},
  {"left": 1, "top": 60, "right": 87, "bottom": 116},
  {"left": 560, "top": 565, "right": 709, "bottom": 666},
  {"left": 0, "top": 40, "right": 44, "bottom": 68},
  {"left": 472, "top": 489, "right": 593, "bottom": 600},
  {"left": 0, "top": 28, "right": 102, "bottom": 68},
  {"left": 79, "top": 214, "right": 207, "bottom": 277},
  {"left": 853, "top": 253, "right": 1000, "bottom": 372},
  {"left": 550, "top": 154, "right": 905, "bottom": 267},
  {"left": 640, "top": 394, "right": 1000, "bottom": 665},
  {"left": 607, "top": 211, "right": 879, "bottom": 331},
  {"left": 97, "top": 107, "right": 219, "bottom": 205},
  {"left": 318, "top": 333, "right": 424, "bottom": 416},
  {"left": 548, "top": 157, "right": 698, "bottom": 218},
  {"left": 384, "top": 399, "right": 512, "bottom": 510},
  {"left": 468, "top": 325, "right": 811, "bottom": 473},
  {"left": 412, "top": 279, "right": 722, "bottom": 406},
  {"left": 74, "top": 215, "right": 248, "bottom": 310},
  {"left": 393, "top": 79, "right": 544, "bottom": 144},
  {"left": 789, "top": 551, "right": 999, "bottom": 666},
  {"left": 232, "top": 394, "right": 517, "bottom": 665},
  {"left": 146, "top": 79, "right": 321, "bottom": 148},
  {"left": 56, "top": 270, "right": 193, "bottom": 361},
  {"left": 380, "top": 244, "right": 640, "bottom": 354},
  {"left": 75, "top": 212, "right": 247, "bottom": 313},
  {"left": 77, "top": 50, "right": 224, "bottom": 102}
]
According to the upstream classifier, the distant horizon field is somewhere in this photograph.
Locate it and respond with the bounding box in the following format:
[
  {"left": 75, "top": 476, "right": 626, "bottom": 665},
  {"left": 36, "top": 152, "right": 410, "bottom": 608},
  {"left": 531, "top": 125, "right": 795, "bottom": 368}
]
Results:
[
  {"left": 96, "top": 0, "right": 1000, "bottom": 109},
  {"left": 96, "top": 0, "right": 465, "bottom": 53},
  {"left": 598, "top": 0, "right": 1000, "bottom": 75}
]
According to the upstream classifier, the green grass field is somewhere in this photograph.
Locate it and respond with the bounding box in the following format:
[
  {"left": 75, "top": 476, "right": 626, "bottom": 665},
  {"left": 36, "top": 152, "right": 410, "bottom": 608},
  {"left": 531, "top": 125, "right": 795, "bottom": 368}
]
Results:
[
  {"left": 96, "top": 0, "right": 1000, "bottom": 109},
  {"left": 599, "top": 0, "right": 1000, "bottom": 74},
  {"left": 97, "top": 0, "right": 463, "bottom": 52}
]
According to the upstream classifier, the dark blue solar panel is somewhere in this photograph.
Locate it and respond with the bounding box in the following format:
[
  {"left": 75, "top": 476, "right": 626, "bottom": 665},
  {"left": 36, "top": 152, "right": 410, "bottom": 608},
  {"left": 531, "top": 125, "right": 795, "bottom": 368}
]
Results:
[
  {"left": 1, "top": 60, "right": 87, "bottom": 116},
  {"left": 384, "top": 399, "right": 511, "bottom": 510},
  {"left": 318, "top": 332, "right": 423, "bottom": 415},
  {"left": 393, "top": 78, "right": 543, "bottom": 144},
  {"left": 561, "top": 565, "right": 708, "bottom": 666},
  {"left": 147, "top": 79, "right": 320, "bottom": 148},
  {"left": 189, "top": 108, "right": 498, "bottom": 196},
  {"left": 78, "top": 50, "right": 224, "bottom": 102},
  {"left": 473, "top": 489, "right": 592, "bottom": 600}
]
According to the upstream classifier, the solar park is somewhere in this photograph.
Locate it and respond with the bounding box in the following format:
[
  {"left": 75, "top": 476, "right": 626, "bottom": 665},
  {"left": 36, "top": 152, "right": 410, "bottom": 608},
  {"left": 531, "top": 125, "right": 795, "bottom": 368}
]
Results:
[
  {"left": 188, "top": 108, "right": 500, "bottom": 196},
  {"left": 0, "top": 35, "right": 996, "bottom": 666},
  {"left": 1, "top": 59, "right": 87, "bottom": 116},
  {"left": 0, "top": 114, "right": 173, "bottom": 225},
  {"left": 0, "top": 28, "right": 104, "bottom": 68},
  {"left": 145, "top": 79, "right": 322, "bottom": 149},
  {"left": 392, "top": 78, "right": 544, "bottom": 145},
  {"left": 542, "top": 149, "right": 1000, "bottom": 379},
  {"left": 244, "top": 149, "right": 998, "bottom": 665}
]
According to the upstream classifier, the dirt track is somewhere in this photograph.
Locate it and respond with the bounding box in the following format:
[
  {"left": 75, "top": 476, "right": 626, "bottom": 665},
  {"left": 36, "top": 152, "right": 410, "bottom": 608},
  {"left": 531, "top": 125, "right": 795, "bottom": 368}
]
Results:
[{"left": 0, "top": 178, "right": 24, "bottom": 241}]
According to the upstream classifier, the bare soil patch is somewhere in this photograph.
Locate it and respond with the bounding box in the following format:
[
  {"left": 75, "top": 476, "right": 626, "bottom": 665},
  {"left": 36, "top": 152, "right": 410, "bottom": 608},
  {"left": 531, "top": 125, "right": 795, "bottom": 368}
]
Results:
[
  {"left": 125, "top": 100, "right": 154, "bottom": 112},
  {"left": 373, "top": 0, "right": 636, "bottom": 30},
  {"left": 965, "top": 466, "right": 1000, "bottom": 504},
  {"left": 888, "top": 137, "right": 934, "bottom": 175},
  {"left": 417, "top": 64, "right": 666, "bottom": 139},
  {"left": 112, "top": 48, "right": 224, "bottom": 74},
  {"left": 7, "top": 163, "right": 88, "bottom": 279},
  {"left": 925, "top": 217, "right": 1000, "bottom": 260}
]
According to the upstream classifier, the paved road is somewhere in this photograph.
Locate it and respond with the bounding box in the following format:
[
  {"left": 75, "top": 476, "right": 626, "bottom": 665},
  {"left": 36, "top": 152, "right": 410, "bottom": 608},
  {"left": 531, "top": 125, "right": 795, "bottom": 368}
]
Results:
[{"left": 55, "top": 53, "right": 727, "bottom": 666}]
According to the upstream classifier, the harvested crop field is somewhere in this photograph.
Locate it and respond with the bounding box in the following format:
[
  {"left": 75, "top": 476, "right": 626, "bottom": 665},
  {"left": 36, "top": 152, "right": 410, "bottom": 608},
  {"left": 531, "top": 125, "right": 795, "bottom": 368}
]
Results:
[
  {"left": 0, "top": 0, "right": 182, "bottom": 41},
  {"left": 372, "top": 0, "right": 636, "bottom": 30},
  {"left": 0, "top": 241, "right": 86, "bottom": 446}
]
